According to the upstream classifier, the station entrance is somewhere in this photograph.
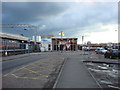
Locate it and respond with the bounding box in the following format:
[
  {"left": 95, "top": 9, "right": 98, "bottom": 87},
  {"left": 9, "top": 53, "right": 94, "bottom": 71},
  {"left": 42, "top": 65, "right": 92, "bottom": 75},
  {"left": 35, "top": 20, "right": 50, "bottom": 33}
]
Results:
[{"left": 52, "top": 38, "right": 78, "bottom": 51}]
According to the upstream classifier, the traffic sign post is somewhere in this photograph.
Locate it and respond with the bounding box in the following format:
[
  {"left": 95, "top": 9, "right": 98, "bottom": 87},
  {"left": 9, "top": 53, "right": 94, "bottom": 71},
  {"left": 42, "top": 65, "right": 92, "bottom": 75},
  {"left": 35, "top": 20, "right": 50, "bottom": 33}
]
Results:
[{"left": 28, "top": 39, "right": 31, "bottom": 54}]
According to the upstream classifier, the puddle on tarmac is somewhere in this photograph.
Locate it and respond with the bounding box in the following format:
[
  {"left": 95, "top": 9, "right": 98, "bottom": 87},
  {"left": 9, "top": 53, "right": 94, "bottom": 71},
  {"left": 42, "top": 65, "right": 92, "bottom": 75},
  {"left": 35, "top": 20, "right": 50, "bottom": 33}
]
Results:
[{"left": 85, "top": 62, "right": 119, "bottom": 88}]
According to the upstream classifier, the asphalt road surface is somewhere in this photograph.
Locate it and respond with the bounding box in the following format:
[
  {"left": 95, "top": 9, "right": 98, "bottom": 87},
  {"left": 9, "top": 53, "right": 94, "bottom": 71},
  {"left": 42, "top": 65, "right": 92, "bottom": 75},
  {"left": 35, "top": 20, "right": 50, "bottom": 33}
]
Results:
[
  {"left": 2, "top": 53, "right": 45, "bottom": 74},
  {"left": 2, "top": 52, "right": 65, "bottom": 88}
]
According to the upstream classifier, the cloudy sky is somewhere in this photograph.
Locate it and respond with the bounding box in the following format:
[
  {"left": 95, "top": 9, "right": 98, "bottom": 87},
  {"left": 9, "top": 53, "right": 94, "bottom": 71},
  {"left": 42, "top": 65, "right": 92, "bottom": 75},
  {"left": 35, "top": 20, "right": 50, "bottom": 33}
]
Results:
[{"left": 2, "top": 0, "right": 118, "bottom": 44}]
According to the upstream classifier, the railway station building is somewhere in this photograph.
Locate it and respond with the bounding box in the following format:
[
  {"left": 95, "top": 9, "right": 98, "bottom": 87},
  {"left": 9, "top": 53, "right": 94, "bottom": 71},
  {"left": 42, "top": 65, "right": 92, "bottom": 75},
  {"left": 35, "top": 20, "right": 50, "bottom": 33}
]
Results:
[
  {"left": 52, "top": 37, "right": 78, "bottom": 51},
  {"left": 0, "top": 33, "right": 41, "bottom": 56}
]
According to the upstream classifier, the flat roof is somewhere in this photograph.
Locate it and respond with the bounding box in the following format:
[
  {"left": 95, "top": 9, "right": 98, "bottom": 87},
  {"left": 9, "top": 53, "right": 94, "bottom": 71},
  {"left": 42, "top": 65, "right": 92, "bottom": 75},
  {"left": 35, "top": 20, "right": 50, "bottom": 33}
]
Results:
[
  {"left": 0, "top": 33, "right": 29, "bottom": 41},
  {"left": 52, "top": 37, "right": 78, "bottom": 40}
]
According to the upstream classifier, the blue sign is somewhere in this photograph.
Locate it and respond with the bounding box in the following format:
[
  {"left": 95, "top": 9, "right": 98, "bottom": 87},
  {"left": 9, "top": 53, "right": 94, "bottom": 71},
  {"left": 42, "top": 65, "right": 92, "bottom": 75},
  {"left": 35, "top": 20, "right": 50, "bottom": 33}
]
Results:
[
  {"left": 42, "top": 39, "right": 48, "bottom": 42},
  {"left": 28, "top": 39, "right": 30, "bottom": 42}
]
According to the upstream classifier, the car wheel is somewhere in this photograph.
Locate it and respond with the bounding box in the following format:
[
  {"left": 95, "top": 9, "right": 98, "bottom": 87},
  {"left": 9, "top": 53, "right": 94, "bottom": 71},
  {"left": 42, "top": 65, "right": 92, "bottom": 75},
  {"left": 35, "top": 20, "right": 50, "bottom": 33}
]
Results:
[
  {"left": 110, "top": 56, "right": 113, "bottom": 59},
  {"left": 104, "top": 55, "right": 107, "bottom": 58}
]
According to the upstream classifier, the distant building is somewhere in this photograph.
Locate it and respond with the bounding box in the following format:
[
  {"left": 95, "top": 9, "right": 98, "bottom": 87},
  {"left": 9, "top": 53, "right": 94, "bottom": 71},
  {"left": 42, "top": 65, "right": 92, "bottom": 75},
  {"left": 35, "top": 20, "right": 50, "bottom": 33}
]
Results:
[
  {"left": 52, "top": 37, "right": 78, "bottom": 51},
  {"left": 0, "top": 33, "right": 30, "bottom": 50},
  {"left": 0, "top": 32, "right": 41, "bottom": 52},
  {"left": 41, "top": 38, "right": 52, "bottom": 51},
  {"left": 32, "top": 36, "right": 41, "bottom": 42},
  {"left": 107, "top": 42, "right": 119, "bottom": 49},
  {"left": 87, "top": 41, "right": 91, "bottom": 45}
]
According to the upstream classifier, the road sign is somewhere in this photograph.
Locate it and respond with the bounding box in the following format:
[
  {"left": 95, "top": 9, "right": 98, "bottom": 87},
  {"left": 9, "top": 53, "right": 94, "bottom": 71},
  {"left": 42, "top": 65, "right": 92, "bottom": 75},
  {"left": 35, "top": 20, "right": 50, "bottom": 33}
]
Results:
[
  {"left": 28, "top": 39, "right": 30, "bottom": 43},
  {"left": 66, "top": 44, "right": 70, "bottom": 49}
]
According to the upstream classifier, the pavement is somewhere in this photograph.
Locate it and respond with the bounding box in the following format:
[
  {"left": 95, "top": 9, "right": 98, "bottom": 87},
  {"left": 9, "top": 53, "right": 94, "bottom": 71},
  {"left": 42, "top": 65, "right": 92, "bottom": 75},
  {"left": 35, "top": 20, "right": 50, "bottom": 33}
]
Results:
[{"left": 55, "top": 51, "right": 101, "bottom": 88}]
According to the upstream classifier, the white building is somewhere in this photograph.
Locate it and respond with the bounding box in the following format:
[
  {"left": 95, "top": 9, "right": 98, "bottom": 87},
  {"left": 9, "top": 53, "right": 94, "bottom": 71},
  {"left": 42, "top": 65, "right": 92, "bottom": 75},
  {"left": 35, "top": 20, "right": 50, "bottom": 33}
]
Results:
[
  {"left": 41, "top": 38, "right": 52, "bottom": 51},
  {"left": 32, "top": 36, "right": 41, "bottom": 42}
]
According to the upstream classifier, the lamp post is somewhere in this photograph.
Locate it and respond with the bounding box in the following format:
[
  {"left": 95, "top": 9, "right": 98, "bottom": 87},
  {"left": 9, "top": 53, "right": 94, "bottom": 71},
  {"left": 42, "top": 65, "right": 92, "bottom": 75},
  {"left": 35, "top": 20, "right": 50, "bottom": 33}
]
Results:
[
  {"left": 114, "top": 30, "right": 118, "bottom": 49},
  {"left": 82, "top": 36, "right": 85, "bottom": 55},
  {"left": 60, "top": 31, "right": 62, "bottom": 53},
  {"left": 32, "top": 25, "right": 39, "bottom": 52},
  {"left": 81, "top": 35, "right": 83, "bottom": 46}
]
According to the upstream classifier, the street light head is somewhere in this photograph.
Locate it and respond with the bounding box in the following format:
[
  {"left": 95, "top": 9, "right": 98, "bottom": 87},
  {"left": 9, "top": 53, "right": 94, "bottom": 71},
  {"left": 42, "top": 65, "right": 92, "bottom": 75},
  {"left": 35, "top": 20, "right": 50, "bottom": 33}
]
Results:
[
  {"left": 24, "top": 29, "right": 27, "bottom": 30},
  {"left": 20, "top": 34, "right": 24, "bottom": 36}
]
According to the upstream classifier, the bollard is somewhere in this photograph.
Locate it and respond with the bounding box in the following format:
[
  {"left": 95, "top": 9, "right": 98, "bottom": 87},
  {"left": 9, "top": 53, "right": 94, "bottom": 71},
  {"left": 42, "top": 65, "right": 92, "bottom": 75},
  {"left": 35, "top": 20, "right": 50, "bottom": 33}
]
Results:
[{"left": 4, "top": 50, "right": 8, "bottom": 56}]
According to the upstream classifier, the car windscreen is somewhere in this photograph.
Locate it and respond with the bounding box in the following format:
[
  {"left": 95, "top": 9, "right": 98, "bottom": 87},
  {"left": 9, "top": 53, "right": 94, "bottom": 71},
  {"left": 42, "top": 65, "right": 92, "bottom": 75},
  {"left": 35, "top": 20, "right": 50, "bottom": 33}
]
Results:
[{"left": 112, "top": 50, "right": 120, "bottom": 53}]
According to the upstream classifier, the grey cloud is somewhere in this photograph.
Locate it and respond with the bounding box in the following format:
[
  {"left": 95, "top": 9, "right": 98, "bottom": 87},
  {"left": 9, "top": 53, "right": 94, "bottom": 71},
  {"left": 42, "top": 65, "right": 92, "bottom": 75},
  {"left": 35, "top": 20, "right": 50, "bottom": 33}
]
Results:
[
  {"left": 2, "top": 2, "right": 117, "bottom": 38},
  {"left": 2, "top": 2, "right": 70, "bottom": 24}
]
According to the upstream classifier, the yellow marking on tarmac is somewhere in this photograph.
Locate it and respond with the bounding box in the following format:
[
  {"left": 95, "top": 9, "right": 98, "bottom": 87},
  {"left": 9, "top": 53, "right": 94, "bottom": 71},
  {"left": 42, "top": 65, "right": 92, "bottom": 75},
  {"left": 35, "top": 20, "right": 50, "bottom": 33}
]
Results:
[
  {"left": 3, "top": 63, "right": 49, "bottom": 80},
  {"left": 3, "top": 74, "right": 9, "bottom": 77},
  {"left": 11, "top": 74, "right": 19, "bottom": 78},
  {"left": 3, "top": 65, "right": 32, "bottom": 77},
  {"left": 27, "top": 64, "right": 39, "bottom": 67},
  {"left": 11, "top": 72, "right": 49, "bottom": 80},
  {"left": 3, "top": 66, "right": 26, "bottom": 77},
  {"left": 11, "top": 73, "right": 29, "bottom": 79},
  {"left": 24, "top": 67, "right": 38, "bottom": 73},
  {"left": 9, "top": 66, "right": 25, "bottom": 74},
  {"left": 32, "top": 78, "right": 37, "bottom": 79},
  {"left": 45, "top": 75, "right": 48, "bottom": 78}
]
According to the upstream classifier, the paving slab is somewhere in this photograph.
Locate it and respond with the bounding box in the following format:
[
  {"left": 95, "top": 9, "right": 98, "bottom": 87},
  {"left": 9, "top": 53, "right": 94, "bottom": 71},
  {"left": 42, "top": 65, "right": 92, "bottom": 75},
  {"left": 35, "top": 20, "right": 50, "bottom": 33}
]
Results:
[{"left": 55, "top": 55, "right": 101, "bottom": 88}]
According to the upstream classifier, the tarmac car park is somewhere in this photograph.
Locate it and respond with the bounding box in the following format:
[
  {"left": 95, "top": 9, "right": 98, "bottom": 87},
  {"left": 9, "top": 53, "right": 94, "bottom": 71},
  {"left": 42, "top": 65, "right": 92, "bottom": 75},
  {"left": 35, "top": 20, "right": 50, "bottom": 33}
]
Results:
[
  {"left": 104, "top": 49, "right": 120, "bottom": 59},
  {"left": 95, "top": 48, "right": 107, "bottom": 54}
]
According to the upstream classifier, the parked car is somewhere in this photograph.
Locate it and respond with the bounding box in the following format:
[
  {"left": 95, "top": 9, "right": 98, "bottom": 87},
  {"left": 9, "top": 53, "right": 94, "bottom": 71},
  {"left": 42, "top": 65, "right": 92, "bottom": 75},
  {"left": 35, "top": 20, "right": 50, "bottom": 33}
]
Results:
[
  {"left": 95, "top": 48, "right": 107, "bottom": 54},
  {"left": 82, "top": 46, "right": 90, "bottom": 51},
  {"left": 83, "top": 47, "right": 91, "bottom": 51},
  {"left": 90, "top": 47, "right": 96, "bottom": 51},
  {"left": 104, "top": 49, "right": 120, "bottom": 59}
]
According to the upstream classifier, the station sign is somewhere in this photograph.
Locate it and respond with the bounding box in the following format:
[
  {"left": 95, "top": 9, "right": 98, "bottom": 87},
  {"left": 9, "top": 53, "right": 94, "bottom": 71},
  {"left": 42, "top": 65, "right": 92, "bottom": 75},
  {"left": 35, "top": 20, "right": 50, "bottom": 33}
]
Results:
[{"left": 28, "top": 39, "right": 30, "bottom": 43}]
